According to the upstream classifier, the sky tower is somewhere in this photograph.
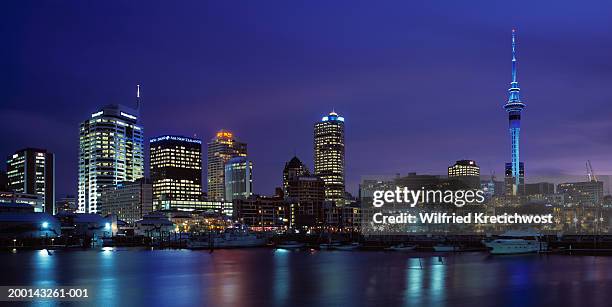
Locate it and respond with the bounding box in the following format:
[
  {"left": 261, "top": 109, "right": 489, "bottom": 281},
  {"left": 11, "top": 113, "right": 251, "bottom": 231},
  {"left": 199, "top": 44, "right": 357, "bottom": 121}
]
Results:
[{"left": 504, "top": 29, "right": 526, "bottom": 196}]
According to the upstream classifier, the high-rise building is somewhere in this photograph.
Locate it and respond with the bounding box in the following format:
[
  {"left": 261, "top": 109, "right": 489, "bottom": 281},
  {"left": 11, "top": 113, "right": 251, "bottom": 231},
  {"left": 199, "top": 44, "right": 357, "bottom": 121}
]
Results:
[
  {"left": 0, "top": 170, "right": 8, "bottom": 191},
  {"left": 99, "top": 179, "right": 153, "bottom": 224},
  {"left": 503, "top": 29, "right": 527, "bottom": 196},
  {"left": 447, "top": 160, "right": 480, "bottom": 189},
  {"left": 224, "top": 156, "right": 253, "bottom": 202},
  {"left": 150, "top": 135, "right": 202, "bottom": 208},
  {"left": 504, "top": 162, "right": 524, "bottom": 195},
  {"left": 282, "top": 156, "right": 310, "bottom": 197},
  {"left": 6, "top": 148, "right": 55, "bottom": 213},
  {"left": 557, "top": 181, "right": 604, "bottom": 207},
  {"left": 314, "top": 111, "right": 345, "bottom": 204},
  {"left": 207, "top": 130, "right": 247, "bottom": 201},
  {"left": 78, "top": 104, "right": 144, "bottom": 213}
]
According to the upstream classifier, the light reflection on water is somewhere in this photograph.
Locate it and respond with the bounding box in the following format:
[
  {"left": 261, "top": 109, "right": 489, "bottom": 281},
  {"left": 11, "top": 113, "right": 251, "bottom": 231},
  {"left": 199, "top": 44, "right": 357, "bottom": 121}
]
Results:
[{"left": 1, "top": 249, "right": 611, "bottom": 306}]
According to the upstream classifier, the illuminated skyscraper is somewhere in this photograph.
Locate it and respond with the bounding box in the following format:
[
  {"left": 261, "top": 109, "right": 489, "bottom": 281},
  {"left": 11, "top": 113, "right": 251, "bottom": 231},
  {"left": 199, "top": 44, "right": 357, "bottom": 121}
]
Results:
[
  {"left": 314, "top": 111, "right": 345, "bottom": 204},
  {"left": 448, "top": 160, "right": 480, "bottom": 189},
  {"left": 6, "top": 148, "right": 55, "bottom": 213},
  {"left": 504, "top": 29, "right": 526, "bottom": 196},
  {"left": 78, "top": 103, "right": 144, "bottom": 213},
  {"left": 207, "top": 130, "right": 247, "bottom": 201},
  {"left": 224, "top": 156, "right": 253, "bottom": 202},
  {"left": 150, "top": 135, "right": 203, "bottom": 209}
]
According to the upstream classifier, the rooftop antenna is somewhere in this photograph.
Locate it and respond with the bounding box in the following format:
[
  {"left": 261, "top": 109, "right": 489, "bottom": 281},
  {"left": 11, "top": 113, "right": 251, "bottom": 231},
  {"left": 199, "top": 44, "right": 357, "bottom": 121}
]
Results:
[{"left": 136, "top": 84, "right": 141, "bottom": 111}]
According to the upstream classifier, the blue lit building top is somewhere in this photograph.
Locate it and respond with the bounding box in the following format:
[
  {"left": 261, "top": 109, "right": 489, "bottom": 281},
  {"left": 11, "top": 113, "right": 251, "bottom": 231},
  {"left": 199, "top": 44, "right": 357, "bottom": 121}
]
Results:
[
  {"left": 150, "top": 135, "right": 202, "bottom": 144},
  {"left": 322, "top": 111, "right": 344, "bottom": 122}
]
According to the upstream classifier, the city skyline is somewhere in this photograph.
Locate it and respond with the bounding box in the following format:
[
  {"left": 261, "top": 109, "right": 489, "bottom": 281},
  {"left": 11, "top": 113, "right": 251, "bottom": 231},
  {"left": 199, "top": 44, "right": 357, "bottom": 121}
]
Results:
[{"left": 3, "top": 1, "right": 612, "bottom": 198}]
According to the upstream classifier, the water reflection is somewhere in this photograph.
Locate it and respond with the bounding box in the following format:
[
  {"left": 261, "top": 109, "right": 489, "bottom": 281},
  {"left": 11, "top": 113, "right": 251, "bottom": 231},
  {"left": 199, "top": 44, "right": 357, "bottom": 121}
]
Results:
[
  {"left": 1, "top": 249, "right": 611, "bottom": 306},
  {"left": 273, "top": 249, "right": 289, "bottom": 306}
]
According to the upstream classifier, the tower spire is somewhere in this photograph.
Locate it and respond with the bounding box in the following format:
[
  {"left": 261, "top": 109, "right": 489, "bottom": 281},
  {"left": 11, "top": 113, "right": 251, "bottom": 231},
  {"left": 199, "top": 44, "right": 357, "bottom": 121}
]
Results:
[
  {"left": 507, "top": 29, "right": 521, "bottom": 103},
  {"left": 136, "top": 84, "right": 141, "bottom": 111},
  {"left": 503, "top": 28, "right": 526, "bottom": 196}
]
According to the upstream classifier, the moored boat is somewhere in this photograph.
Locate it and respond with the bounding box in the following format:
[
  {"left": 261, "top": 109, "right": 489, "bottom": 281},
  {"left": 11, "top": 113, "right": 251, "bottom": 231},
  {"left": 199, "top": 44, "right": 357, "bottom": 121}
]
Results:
[
  {"left": 433, "top": 244, "right": 460, "bottom": 252},
  {"left": 319, "top": 242, "right": 341, "bottom": 250},
  {"left": 385, "top": 243, "right": 417, "bottom": 252},
  {"left": 483, "top": 229, "right": 548, "bottom": 255},
  {"left": 277, "top": 241, "right": 306, "bottom": 249},
  {"left": 187, "top": 226, "right": 267, "bottom": 249},
  {"left": 336, "top": 242, "right": 361, "bottom": 251}
]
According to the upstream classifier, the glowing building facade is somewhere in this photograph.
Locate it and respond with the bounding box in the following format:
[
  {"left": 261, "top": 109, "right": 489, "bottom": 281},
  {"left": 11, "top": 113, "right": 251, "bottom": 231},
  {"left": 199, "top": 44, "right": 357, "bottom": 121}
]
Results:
[
  {"left": 224, "top": 156, "right": 253, "bottom": 202},
  {"left": 78, "top": 104, "right": 144, "bottom": 213},
  {"left": 6, "top": 148, "right": 55, "bottom": 213},
  {"left": 314, "top": 111, "right": 345, "bottom": 204},
  {"left": 207, "top": 130, "right": 247, "bottom": 201},
  {"left": 504, "top": 29, "right": 526, "bottom": 196},
  {"left": 448, "top": 160, "right": 480, "bottom": 189},
  {"left": 150, "top": 135, "right": 203, "bottom": 209}
]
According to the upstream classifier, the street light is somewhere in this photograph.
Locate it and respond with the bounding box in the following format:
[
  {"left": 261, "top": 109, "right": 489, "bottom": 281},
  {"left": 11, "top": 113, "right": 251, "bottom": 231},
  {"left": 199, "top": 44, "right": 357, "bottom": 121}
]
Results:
[{"left": 42, "top": 222, "right": 49, "bottom": 229}]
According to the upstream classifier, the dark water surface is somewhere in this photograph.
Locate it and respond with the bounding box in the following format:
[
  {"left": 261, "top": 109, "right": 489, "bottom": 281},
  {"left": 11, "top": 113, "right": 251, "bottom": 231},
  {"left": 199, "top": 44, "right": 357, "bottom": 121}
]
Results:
[{"left": 1, "top": 247, "right": 612, "bottom": 306}]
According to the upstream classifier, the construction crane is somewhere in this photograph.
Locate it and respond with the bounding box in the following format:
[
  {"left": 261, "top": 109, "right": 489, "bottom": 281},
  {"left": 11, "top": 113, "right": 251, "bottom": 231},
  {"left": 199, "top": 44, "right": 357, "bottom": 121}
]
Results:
[{"left": 586, "top": 160, "right": 598, "bottom": 182}]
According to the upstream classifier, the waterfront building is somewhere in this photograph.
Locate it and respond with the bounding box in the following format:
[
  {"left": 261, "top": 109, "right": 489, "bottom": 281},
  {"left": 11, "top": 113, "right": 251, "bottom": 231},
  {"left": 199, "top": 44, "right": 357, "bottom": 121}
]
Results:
[
  {"left": 447, "top": 160, "right": 480, "bottom": 189},
  {"left": 78, "top": 103, "right": 144, "bottom": 213},
  {"left": 150, "top": 135, "right": 202, "bottom": 208},
  {"left": 0, "top": 212, "right": 60, "bottom": 238},
  {"left": 232, "top": 196, "right": 288, "bottom": 230},
  {"left": 503, "top": 29, "right": 527, "bottom": 196},
  {"left": 98, "top": 179, "right": 153, "bottom": 224},
  {"left": 56, "top": 196, "right": 77, "bottom": 214},
  {"left": 314, "top": 111, "right": 345, "bottom": 204},
  {"left": 207, "top": 130, "right": 247, "bottom": 201},
  {"left": 134, "top": 212, "right": 175, "bottom": 237},
  {"left": 6, "top": 148, "right": 55, "bottom": 213},
  {"left": 0, "top": 191, "right": 44, "bottom": 212},
  {"left": 224, "top": 156, "right": 253, "bottom": 202},
  {"left": 56, "top": 212, "right": 116, "bottom": 238},
  {"left": 285, "top": 174, "right": 325, "bottom": 229},
  {"left": 557, "top": 181, "right": 604, "bottom": 207},
  {"left": 282, "top": 156, "right": 310, "bottom": 197}
]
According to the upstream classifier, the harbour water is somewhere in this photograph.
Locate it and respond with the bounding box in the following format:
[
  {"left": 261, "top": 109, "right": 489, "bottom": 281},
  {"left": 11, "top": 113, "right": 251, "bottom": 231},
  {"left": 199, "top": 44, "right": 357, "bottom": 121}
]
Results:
[{"left": 1, "top": 248, "right": 612, "bottom": 306}]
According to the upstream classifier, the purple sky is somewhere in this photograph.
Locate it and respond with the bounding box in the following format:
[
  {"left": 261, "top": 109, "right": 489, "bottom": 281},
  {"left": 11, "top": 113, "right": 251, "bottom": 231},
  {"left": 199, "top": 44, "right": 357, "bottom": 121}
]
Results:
[{"left": 2, "top": 1, "right": 612, "bottom": 197}]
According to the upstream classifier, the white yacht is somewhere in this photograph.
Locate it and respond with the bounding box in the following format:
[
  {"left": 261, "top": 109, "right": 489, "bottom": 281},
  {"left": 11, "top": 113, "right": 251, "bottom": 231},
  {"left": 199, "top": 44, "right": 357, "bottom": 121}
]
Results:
[{"left": 483, "top": 229, "right": 548, "bottom": 255}]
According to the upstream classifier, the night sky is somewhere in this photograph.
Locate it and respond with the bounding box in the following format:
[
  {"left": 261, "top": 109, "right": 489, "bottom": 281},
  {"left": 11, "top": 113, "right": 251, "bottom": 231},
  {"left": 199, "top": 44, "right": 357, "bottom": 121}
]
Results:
[{"left": 2, "top": 1, "right": 612, "bottom": 198}]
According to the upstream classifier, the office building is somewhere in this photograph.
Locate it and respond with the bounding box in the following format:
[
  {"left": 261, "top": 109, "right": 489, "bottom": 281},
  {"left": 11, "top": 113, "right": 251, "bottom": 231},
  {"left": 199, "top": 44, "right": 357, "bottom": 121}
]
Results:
[
  {"left": 99, "top": 179, "right": 153, "bottom": 224},
  {"left": 557, "top": 181, "right": 604, "bottom": 207},
  {"left": 282, "top": 156, "right": 311, "bottom": 197},
  {"left": 207, "top": 130, "right": 247, "bottom": 201},
  {"left": 0, "top": 191, "right": 44, "bottom": 212},
  {"left": 232, "top": 196, "right": 288, "bottom": 229},
  {"left": 78, "top": 103, "right": 144, "bottom": 213},
  {"left": 314, "top": 111, "right": 345, "bottom": 204},
  {"left": 6, "top": 148, "right": 55, "bottom": 213},
  {"left": 447, "top": 160, "right": 480, "bottom": 189},
  {"left": 224, "top": 156, "right": 253, "bottom": 202},
  {"left": 150, "top": 135, "right": 203, "bottom": 208},
  {"left": 285, "top": 174, "right": 325, "bottom": 228},
  {"left": 503, "top": 29, "right": 527, "bottom": 196}
]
